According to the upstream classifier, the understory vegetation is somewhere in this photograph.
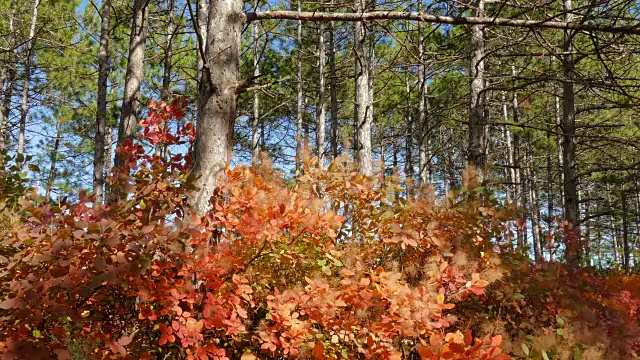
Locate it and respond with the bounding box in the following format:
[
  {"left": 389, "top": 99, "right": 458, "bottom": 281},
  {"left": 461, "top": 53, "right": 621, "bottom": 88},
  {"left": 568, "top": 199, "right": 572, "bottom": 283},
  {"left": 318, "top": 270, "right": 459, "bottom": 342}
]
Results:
[{"left": 1, "top": 103, "right": 639, "bottom": 359}]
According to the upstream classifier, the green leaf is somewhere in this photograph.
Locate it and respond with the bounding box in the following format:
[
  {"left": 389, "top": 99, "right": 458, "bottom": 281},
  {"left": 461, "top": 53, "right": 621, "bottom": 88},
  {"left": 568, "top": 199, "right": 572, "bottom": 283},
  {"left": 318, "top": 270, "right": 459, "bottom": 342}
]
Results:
[
  {"left": 27, "top": 164, "right": 40, "bottom": 172},
  {"left": 326, "top": 253, "right": 343, "bottom": 267},
  {"left": 16, "top": 153, "right": 24, "bottom": 163},
  {"left": 556, "top": 328, "right": 564, "bottom": 336},
  {"left": 32, "top": 329, "right": 42, "bottom": 338},
  {"left": 521, "top": 343, "right": 530, "bottom": 356},
  {"left": 556, "top": 315, "right": 565, "bottom": 325}
]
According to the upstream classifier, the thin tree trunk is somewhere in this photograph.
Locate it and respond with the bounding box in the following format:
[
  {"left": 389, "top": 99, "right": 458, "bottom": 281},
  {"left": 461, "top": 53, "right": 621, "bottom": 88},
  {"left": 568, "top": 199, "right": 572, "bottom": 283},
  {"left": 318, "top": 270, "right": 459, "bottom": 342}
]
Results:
[
  {"left": 546, "top": 100, "right": 554, "bottom": 226},
  {"left": 94, "top": 0, "right": 111, "bottom": 205},
  {"left": 596, "top": 225, "right": 602, "bottom": 270},
  {"left": 354, "top": 0, "right": 372, "bottom": 175},
  {"left": 562, "top": 0, "right": 580, "bottom": 266},
  {"left": 510, "top": 64, "right": 525, "bottom": 250},
  {"left": 105, "top": 128, "right": 114, "bottom": 173},
  {"left": 582, "top": 189, "right": 591, "bottom": 264},
  {"left": 45, "top": 123, "right": 62, "bottom": 201},
  {"left": 526, "top": 147, "right": 542, "bottom": 261},
  {"left": 156, "top": 0, "right": 176, "bottom": 157},
  {"left": 196, "top": 0, "right": 208, "bottom": 88},
  {"left": 317, "top": 20, "right": 326, "bottom": 166},
  {"left": 329, "top": 16, "right": 338, "bottom": 160},
  {"left": 467, "top": 0, "right": 486, "bottom": 180},
  {"left": 295, "top": 0, "right": 304, "bottom": 173},
  {"left": 18, "top": 0, "right": 41, "bottom": 158},
  {"left": 251, "top": 8, "right": 260, "bottom": 166},
  {"left": 113, "top": 0, "right": 149, "bottom": 176},
  {"left": 607, "top": 184, "right": 619, "bottom": 265},
  {"left": 499, "top": 68, "right": 516, "bottom": 202},
  {"left": 0, "top": 6, "right": 15, "bottom": 151},
  {"left": 161, "top": 0, "right": 175, "bottom": 101},
  {"left": 622, "top": 189, "right": 630, "bottom": 273},
  {"left": 555, "top": 94, "right": 564, "bottom": 210},
  {"left": 405, "top": 69, "right": 413, "bottom": 196},
  {"left": 191, "top": 0, "right": 243, "bottom": 214},
  {"left": 417, "top": 1, "right": 430, "bottom": 186}
]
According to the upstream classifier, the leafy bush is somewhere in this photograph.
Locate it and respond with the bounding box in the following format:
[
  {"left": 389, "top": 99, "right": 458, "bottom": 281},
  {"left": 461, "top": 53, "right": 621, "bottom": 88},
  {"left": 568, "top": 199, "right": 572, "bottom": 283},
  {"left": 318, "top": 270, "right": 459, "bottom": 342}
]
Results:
[{"left": 0, "top": 101, "right": 638, "bottom": 359}]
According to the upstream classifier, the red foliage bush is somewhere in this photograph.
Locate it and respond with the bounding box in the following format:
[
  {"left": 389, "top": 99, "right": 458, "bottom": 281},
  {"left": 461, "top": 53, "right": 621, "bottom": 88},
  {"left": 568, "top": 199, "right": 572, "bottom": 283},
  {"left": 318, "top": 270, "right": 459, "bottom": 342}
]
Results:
[{"left": 0, "top": 101, "right": 638, "bottom": 359}]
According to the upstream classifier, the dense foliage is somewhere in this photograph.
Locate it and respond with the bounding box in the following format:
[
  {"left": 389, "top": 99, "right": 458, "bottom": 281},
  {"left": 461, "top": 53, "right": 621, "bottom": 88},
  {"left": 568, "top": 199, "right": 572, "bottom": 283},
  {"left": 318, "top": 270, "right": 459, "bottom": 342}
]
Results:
[{"left": 0, "top": 103, "right": 639, "bottom": 359}]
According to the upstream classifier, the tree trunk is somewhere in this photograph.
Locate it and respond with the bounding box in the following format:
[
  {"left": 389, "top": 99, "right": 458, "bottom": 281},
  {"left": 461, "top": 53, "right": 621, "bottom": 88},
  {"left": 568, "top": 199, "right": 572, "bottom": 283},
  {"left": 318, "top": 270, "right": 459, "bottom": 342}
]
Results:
[
  {"left": 404, "top": 69, "right": 414, "bottom": 195},
  {"left": 105, "top": 128, "right": 114, "bottom": 173},
  {"left": 156, "top": 0, "right": 176, "bottom": 157},
  {"left": 329, "top": 16, "right": 338, "bottom": 160},
  {"left": 622, "top": 189, "right": 630, "bottom": 273},
  {"left": 251, "top": 9, "right": 260, "bottom": 166},
  {"left": 316, "top": 20, "right": 326, "bottom": 167},
  {"left": 562, "top": 0, "right": 580, "bottom": 266},
  {"left": 466, "top": 0, "right": 486, "bottom": 180},
  {"left": 0, "top": 6, "right": 15, "bottom": 151},
  {"left": 526, "top": 146, "right": 542, "bottom": 261},
  {"left": 18, "top": 0, "right": 41, "bottom": 158},
  {"left": 546, "top": 100, "right": 554, "bottom": 226},
  {"left": 196, "top": 0, "right": 209, "bottom": 88},
  {"left": 191, "top": 0, "right": 243, "bottom": 214},
  {"left": 555, "top": 94, "right": 564, "bottom": 210},
  {"left": 161, "top": 0, "right": 175, "bottom": 101},
  {"left": 509, "top": 64, "right": 525, "bottom": 250},
  {"left": 113, "top": 0, "right": 149, "bottom": 174},
  {"left": 45, "top": 123, "right": 62, "bottom": 201},
  {"left": 94, "top": 0, "right": 111, "bottom": 205},
  {"left": 582, "top": 189, "right": 591, "bottom": 264},
  {"left": 295, "top": 0, "right": 304, "bottom": 173},
  {"left": 499, "top": 65, "right": 515, "bottom": 202},
  {"left": 354, "top": 0, "right": 373, "bottom": 175},
  {"left": 417, "top": 2, "right": 430, "bottom": 186}
]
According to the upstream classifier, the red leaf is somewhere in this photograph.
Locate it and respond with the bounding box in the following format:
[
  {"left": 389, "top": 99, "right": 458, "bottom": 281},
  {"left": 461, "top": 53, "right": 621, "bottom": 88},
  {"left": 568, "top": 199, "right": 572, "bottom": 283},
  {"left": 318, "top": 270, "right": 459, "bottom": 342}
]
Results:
[
  {"left": 491, "top": 335, "right": 503, "bottom": 347},
  {"left": 0, "top": 298, "right": 15, "bottom": 310}
]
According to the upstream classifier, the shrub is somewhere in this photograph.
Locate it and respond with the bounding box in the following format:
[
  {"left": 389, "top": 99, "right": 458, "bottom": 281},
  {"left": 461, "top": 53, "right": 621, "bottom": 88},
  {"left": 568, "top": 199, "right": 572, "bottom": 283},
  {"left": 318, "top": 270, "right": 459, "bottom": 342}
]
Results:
[{"left": 1, "top": 101, "right": 638, "bottom": 359}]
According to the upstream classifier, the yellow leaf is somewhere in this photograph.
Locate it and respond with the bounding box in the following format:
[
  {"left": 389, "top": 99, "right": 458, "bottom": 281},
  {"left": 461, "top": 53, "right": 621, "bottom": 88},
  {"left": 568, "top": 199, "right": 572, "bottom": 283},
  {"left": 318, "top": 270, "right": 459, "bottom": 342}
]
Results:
[{"left": 241, "top": 352, "right": 257, "bottom": 360}]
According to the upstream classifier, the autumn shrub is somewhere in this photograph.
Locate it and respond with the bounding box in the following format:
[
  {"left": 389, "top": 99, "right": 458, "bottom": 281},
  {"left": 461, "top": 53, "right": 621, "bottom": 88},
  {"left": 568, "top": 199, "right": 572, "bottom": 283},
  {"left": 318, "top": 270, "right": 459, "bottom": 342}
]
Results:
[{"left": 0, "top": 101, "right": 638, "bottom": 359}]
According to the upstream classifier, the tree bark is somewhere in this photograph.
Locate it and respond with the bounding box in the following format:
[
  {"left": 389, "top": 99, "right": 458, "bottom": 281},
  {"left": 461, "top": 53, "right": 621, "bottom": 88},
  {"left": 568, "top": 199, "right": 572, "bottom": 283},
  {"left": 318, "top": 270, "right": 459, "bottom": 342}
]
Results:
[
  {"left": 526, "top": 146, "right": 542, "bottom": 261},
  {"left": 417, "top": 6, "right": 430, "bottom": 186},
  {"left": 317, "top": 20, "right": 326, "bottom": 166},
  {"left": 18, "top": 0, "right": 41, "bottom": 158},
  {"left": 45, "top": 123, "right": 62, "bottom": 201},
  {"left": 113, "top": 0, "right": 149, "bottom": 175},
  {"left": 622, "top": 189, "right": 630, "bottom": 273},
  {"left": 295, "top": 0, "right": 304, "bottom": 173},
  {"left": 404, "top": 69, "right": 413, "bottom": 194},
  {"left": 161, "top": 0, "right": 175, "bottom": 101},
  {"left": 562, "top": 0, "right": 580, "bottom": 266},
  {"left": 0, "top": 9, "right": 16, "bottom": 152},
  {"left": 94, "top": 0, "right": 111, "bottom": 205},
  {"left": 329, "top": 17, "right": 338, "bottom": 160},
  {"left": 155, "top": 0, "right": 176, "bottom": 158},
  {"left": 555, "top": 94, "right": 564, "bottom": 210},
  {"left": 509, "top": 64, "right": 525, "bottom": 250},
  {"left": 354, "top": 0, "right": 373, "bottom": 175},
  {"left": 467, "top": 0, "right": 486, "bottom": 180},
  {"left": 191, "top": 0, "right": 243, "bottom": 214},
  {"left": 252, "top": 8, "right": 260, "bottom": 166},
  {"left": 196, "top": 0, "right": 209, "bottom": 89}
]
